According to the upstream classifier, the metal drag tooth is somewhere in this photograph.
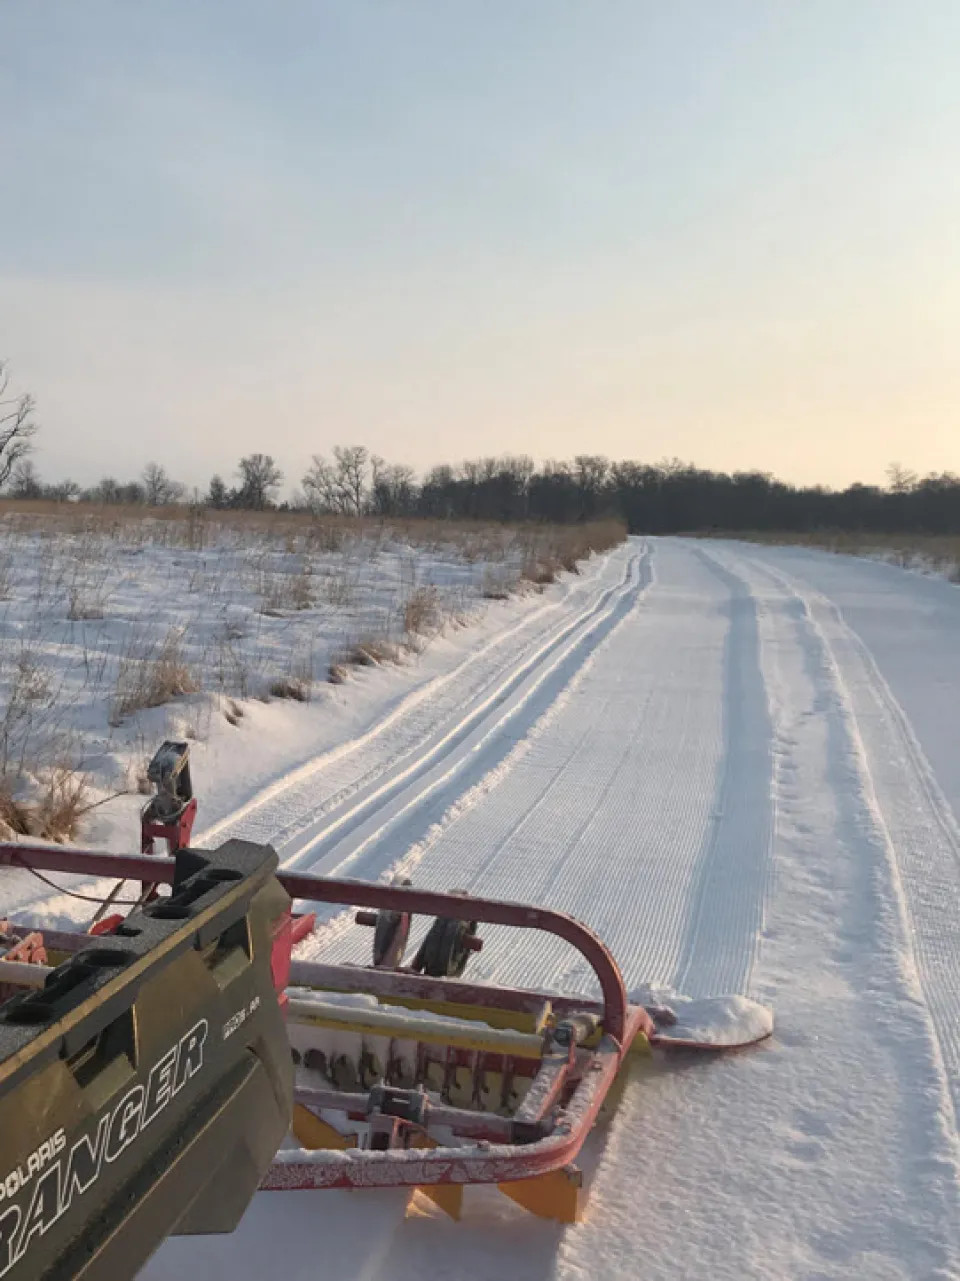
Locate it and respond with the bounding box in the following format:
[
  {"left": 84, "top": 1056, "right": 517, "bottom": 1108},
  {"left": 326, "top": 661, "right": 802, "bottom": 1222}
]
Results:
[
  {"left": 330, "top": 1053, "right": 360, "bottom": 1092},
  {"left": 502, "top": 1058, "right": 532, "bottom": 1115},
  {"left": 421, "top": 1044, "right": 447, "bottom": 1096},
  {"left": 446, "top": 1052, "right": 476, "bottom": 1109},
  {"left": 387, "top": 1037, "right": 418, "bottom": 1088},
  {"left": 359, "top": 1033, "right": 389, "bottom": 1089},
  {"left": 477, "top": 1055, "right": 506, "bottom": 1113},
  {"left": 303, "top": 1047, "right": 328, "bottom": 1076}
]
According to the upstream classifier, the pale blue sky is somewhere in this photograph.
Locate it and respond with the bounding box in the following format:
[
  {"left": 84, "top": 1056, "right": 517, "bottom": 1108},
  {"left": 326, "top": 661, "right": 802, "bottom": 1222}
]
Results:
[{"left": 2, "top": 2, "right": 958, "bottom": 490}]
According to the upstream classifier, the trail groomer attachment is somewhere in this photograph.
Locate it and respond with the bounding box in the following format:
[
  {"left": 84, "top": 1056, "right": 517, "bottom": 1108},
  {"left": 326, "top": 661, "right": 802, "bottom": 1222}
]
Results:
[
  {"left": 0, "top": 744, "right": 772, "bottom": 1253},
  {"left": 0, "top": 846, "right": 770, "bottom": 1236}
]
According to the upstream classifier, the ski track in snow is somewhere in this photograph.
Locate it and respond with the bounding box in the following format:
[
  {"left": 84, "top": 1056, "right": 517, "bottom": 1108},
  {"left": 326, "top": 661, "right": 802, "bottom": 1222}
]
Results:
[
  {"left": 206, "top": 540, "right": 650, "bottom": 891},
  {"left": 194, "top": 543, "right": 638, "bottom": 855},
  {"left": 97, "top": 534, "right": 960, "bottom": 1279}
]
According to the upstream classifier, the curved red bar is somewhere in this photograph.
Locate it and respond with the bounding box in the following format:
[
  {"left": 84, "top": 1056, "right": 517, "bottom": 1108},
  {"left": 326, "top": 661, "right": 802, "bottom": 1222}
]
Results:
[
  {"left": 0, "top": 843, "right": 630, "bottom": 1044},
  {"left": 279, "top": 874, "right": 629, "bottom": 1046}
]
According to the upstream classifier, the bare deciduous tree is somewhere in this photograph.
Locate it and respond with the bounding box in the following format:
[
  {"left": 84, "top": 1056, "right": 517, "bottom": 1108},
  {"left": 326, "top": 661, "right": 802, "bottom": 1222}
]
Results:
[
  {"left": 45, "top": 479, "right": 80, "bottom": 502},
  {"left": 302, "top": 455, "right": 339, "bottom": 513},
  {"left": 9, "top": 459, "right": 43, "bottom": 499},
  {"left": 142, "top": 462, "right": 185, "bottom": 506},
  {"left": 236, "top": 454, "right": 283, "bottom": 509},
  {"left": 886, "top": 462, "right": 917, "bottom": 494},
  {"left": 370, "top": 455, "right": 416, "bottom": 516},
  {"left": 81, "top": 477, "right": 145, "bottom": 505},
  {"left": 0, "top": 361, "right": 39, "bottom": 490},
  {"left": 332, "top": 445, "right": 368, "bottom": 515},
  {"left": 303, "top": 446, "right": 369, "bottom": 515},
  {"left": 206, "top": 475, "right": 229, "bottom": 508}
]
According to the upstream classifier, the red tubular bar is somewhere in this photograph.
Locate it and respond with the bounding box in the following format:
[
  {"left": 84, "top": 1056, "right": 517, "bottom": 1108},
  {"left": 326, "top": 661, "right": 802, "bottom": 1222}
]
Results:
[
  {"left": 141, "top": 796, "right": 197, "bottom": 857},
  {"left": 0, "top": 844, "right": 179, "bottom": 885},
  {"left": 290, "top": 913, "right": 317, "bottom": 945},
  {"left": 280, "top": 873, "right": 629, "bottom": 1046},
  {"left": 0, "top": 844, "right": 630, "bottom": 1044}
]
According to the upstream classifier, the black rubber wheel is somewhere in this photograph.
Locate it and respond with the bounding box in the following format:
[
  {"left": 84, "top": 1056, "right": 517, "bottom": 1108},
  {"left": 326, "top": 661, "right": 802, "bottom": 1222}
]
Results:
[
  {"left": 372, "top": 909, "right": 410, "bottom": 968},
  {"left": 370, "top": 877, "right": 412, "bottom": 967},
  {"left": 412, "top": 916, "right": 479, "bottom": 978}
]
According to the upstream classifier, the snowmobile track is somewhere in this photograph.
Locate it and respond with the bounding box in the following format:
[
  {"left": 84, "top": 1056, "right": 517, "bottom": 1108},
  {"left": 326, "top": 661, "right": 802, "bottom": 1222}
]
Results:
[
  {"left": 739, "top": 554, "right": 960, "bottom": 1129},
  {"left": 672, "top": 549, "right": 774, "bottom": 998}
]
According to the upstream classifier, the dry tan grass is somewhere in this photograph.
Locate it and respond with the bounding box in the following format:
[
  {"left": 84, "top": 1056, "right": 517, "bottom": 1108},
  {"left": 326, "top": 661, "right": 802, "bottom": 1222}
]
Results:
[
  {"left": 328, "top": 633, "right": 402, "bottom": 683},
  {"left": 402, "top": 585, "right": 441, "bottom": 636},
  {"left": 547, "top": 518, "right": 626, "bottom": 562},
  {"left": 347, "top": 636, "right": 400, "bottom": 666},
  {"left": 268, "top": 677, "right": 311, "bottom": 702},
  {"left": 259, "top": 564, "right": 314, "bottom": 614},
  {"left": 32, "top": 766, "right": 89, "bottom": 841},
  {"left": 480, "top": 567, "right": 514, "bottom": 600},
  {"left": 0, "top": 787, "right": 30, "bottom": 837},
  {"left": 0, "top": 499, "right": 361, "bottom": 548},
  {"left": 521, "top": 557, "right": 559, "bottom": 587},
  {"left": 111, "top": 628, "right": 199, "bottom": 723},
  {"left": 0, "top": 500, "right": 627, "bottom": 561},
  {"left": 0, "top": 764, "right": 89, "bottom": 842}
]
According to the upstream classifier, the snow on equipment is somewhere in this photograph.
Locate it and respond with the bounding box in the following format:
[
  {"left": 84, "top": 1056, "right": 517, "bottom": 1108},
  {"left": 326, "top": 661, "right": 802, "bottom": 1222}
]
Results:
[{"left": 0, "top": 743, "right": 773, "bottom": 1265}]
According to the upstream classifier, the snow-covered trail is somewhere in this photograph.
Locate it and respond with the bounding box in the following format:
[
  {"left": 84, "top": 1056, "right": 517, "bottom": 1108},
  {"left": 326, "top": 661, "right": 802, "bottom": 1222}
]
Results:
[
  {"left": 201, "top": 538, "right": 649, "bottom": 885},
  {"left": 142, "top": 536, "right": 960, "bottom": 1281},
  {"left": 312, "top": 540, "right": 774, "bottom": 1005}
]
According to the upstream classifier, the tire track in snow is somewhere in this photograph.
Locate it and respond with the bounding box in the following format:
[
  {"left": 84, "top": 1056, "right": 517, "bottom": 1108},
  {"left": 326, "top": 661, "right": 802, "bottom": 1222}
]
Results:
[
  {"left": 671, "top": 548, "right": 774, "bottom": 998},
  {"left": 735, "top": 552, "right": 960, "bottom": 1129},
  {"left": 557, "top": 546, "right": 960, "bottom": 1281}
]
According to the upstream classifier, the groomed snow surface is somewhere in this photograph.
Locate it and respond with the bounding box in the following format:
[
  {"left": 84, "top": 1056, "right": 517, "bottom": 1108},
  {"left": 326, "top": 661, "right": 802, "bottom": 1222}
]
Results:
[{"left": 12, "top": 535, "right": 960, "bottom": 1279}]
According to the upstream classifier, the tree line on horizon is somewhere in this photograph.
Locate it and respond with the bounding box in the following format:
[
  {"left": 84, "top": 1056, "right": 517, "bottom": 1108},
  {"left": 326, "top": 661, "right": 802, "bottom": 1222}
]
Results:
[
  {"left": 6, "top": 447, "right": 959, "bottom": 537},
  {"left": 1, "top": 362, "right": 958, "bottom": 536}
]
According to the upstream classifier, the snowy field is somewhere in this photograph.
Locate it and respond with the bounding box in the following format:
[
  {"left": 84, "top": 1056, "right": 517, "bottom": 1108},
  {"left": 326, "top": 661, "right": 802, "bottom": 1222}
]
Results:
[
  {"left": 4, "top": 534, "right": 960, "bottom": 1278},
  {"left": 0, "top": 509, "right": 588, "bottom": 853}
]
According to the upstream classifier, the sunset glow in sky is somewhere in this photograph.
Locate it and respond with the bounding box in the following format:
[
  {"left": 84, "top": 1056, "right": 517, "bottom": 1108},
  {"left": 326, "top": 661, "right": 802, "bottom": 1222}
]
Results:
[{"left": 2, "top": 2, "right": 958, "bottom": 490}]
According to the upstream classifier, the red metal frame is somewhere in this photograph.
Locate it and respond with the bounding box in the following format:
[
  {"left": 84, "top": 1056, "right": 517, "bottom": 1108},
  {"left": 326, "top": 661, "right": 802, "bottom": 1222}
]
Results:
[
  {"left": 0, "top": 844, "right": 635, "bottom": 1045},
  {"left": 0, "top": 840, "right": 652, "bottom": 1201},
  {"left": 140, "top": 796, "right": 197, "bottom": 856},
  {"left": 290, "top": 912, "right": 317, "bottom": 945},
  {"left": 263, "top": 1012, "right": 649, "bottom": 1192},
  {"left": 138, "top": 794, "right": 197, "bottom": 904}
]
